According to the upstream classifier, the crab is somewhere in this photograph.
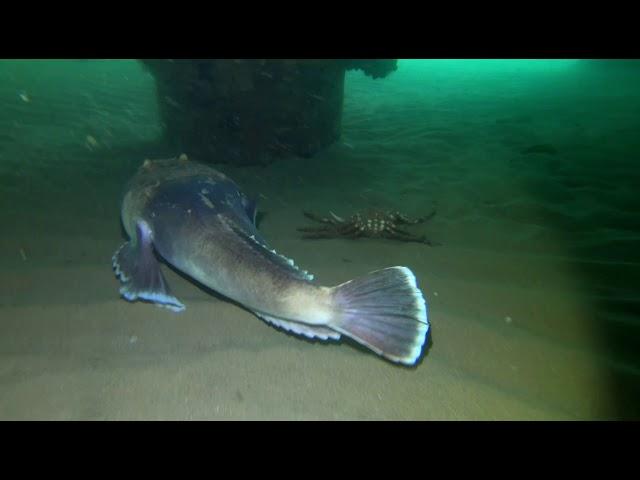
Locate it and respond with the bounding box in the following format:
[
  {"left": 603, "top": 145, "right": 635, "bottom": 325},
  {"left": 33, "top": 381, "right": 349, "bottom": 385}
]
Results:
[{"left": 297, "top": 209, "right": 437, "bottom": 245}]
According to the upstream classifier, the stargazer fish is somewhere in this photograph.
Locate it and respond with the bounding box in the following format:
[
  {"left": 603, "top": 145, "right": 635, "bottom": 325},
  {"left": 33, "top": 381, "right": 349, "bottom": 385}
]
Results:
[{"left": 112, "top": 155, "right": 429, "bottom": 365}]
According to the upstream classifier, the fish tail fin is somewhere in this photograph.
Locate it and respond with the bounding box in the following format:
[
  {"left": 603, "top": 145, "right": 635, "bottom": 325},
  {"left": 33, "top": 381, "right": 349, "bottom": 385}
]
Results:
[{"left": 329, "top": 266, "right": 429, "bottom": 365}]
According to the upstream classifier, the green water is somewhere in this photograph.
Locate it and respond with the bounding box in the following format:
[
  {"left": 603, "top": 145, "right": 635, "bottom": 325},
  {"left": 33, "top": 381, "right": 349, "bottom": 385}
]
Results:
[{"left": 0, "top": 59, "right": 638, "bottom": 419}]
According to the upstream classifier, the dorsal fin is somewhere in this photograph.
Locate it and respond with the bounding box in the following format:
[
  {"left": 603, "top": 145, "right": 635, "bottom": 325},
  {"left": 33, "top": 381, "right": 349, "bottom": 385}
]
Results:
[{"left": 221, "top": 217, "right": 315, "bottom": 282}]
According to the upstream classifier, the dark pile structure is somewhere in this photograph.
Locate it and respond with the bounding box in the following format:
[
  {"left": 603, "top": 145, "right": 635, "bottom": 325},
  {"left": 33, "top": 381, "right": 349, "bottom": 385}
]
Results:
[{"left": 140, "top": 59, "right": 397, "bottom": 165}]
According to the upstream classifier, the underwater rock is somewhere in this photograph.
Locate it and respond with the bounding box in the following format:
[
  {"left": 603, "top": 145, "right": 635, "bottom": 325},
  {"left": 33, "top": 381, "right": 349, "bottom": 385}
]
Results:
[
  {"left": 521, "top": 144, "right": 558, "bottom": 155},
  {"left": 140, "top": 59, "right": 397, "bottom": 165}
]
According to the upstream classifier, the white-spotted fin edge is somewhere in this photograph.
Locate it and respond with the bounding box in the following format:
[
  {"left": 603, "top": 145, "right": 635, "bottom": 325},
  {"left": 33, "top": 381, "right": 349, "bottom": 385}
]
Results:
[{"left": 253, "top": 311, "right": 341, "bottom": 341}]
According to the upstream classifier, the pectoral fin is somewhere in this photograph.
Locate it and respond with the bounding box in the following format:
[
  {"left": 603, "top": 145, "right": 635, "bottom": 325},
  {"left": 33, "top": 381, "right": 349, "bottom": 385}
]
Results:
[{"left": 112, "top": 220, "right": 185, "bottom": 312}]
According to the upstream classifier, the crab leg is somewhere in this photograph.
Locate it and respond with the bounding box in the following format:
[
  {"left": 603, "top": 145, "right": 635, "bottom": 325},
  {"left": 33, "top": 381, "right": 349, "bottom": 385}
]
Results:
[
  {"left": 303, "top": 211, "right": 341, "bottom": 225},
  {"left": 299, "top": 231, "right": 342, "bottom": 239},
  {"left": 384, "top": 226, "right": 435, "bottom": 245},
  {"left": 297, "top": 226, "right": 336, "bottom": 234},
  {"left": 336, "top": 223, "right": 362, "bottom": 237},
  {"left": 395, "top": 209, "right": 436, "bottom": 225}
]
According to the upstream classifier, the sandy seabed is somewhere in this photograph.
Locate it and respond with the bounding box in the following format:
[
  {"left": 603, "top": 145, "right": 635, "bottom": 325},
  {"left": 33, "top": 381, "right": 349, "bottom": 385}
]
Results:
[{"left": 0, "top": 60, "right": 637, "bottom": 419}]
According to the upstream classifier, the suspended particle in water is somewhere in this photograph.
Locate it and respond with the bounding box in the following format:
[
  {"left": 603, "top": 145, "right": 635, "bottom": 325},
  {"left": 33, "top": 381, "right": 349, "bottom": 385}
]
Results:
[{"left": 85, "top": 135, "right": 98, "bottom": 150}]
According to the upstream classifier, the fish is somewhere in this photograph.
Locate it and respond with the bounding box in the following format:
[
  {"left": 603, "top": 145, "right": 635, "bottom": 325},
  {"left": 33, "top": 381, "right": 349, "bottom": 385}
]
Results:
[{"left": 112, "top": 154, "right": 429, "bottom": 365}]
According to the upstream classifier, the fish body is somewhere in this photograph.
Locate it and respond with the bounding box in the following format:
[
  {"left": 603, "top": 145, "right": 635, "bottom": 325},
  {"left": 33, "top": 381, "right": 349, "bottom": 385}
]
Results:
[{"left": 113, "top": 155, "right": 429, "bottom": 364}]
